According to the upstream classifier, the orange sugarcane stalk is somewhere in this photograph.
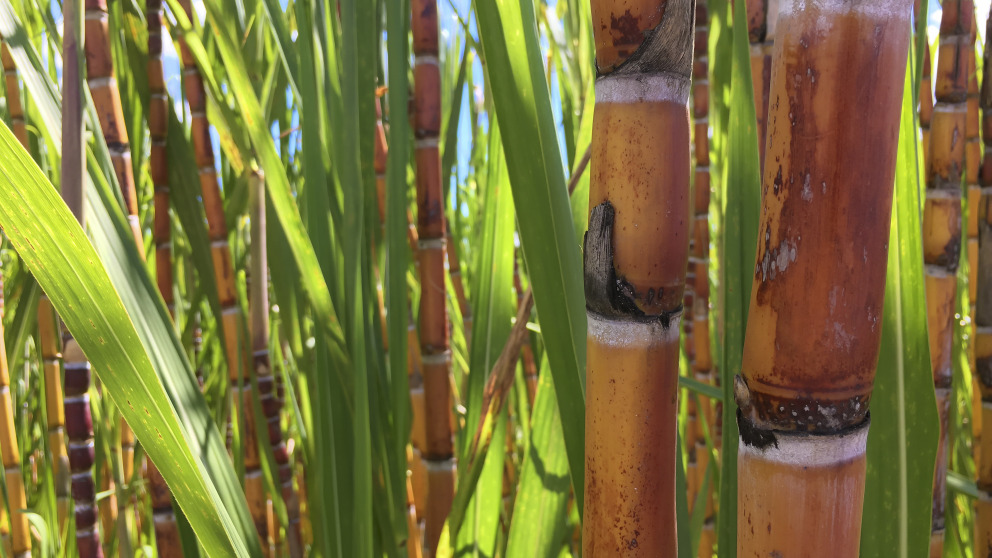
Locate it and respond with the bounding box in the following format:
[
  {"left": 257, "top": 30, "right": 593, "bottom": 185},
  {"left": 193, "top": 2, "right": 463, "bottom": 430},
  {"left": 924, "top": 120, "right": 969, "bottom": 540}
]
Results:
[
  {"left": 691, "top": 2, "right": 715, "bottom": 555},
  {"left": 0, "top": 45, "right": 31, "bottom": 558},
  {"left": 83, "top": 0, "right": 139, "bottom": 499},
  {"left": 38, "top": 299, "right": 69, "bottom": 532},
  {"left": 175, "top": 0, "right": 246, "bottom": 422},
  {"left": 412, "top": 0, "right": 455, "bottom": 553},
  {"left": 249, "top": 172, "right": 304, "bottom": 558},
  {"left": 973, "top": 9, "right": 992, "bottom": 553},
  {"left": 0, "top": 273, "right": 30, "bottom": 558},
  {"left": 583, "top": 0, "right": 694, "bottom": 554},
  {"left": 927, "top": 2, "right": 973, "bottom": 553},
  {"left": 734, "top": 0, "right": 911, "bottom": 555},
  {"left": 1, "top": 45, "right": 27, "bottom": 148},
  {"left": 144, "top": 0, "right": 183, "bottom": 552}
]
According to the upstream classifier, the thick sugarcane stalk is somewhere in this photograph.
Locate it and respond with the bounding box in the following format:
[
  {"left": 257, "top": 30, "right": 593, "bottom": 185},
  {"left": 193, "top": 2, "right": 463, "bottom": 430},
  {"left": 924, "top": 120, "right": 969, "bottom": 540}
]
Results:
[
  {"left": 0, "top": 273, "right": 30, "bottom": 558},
  {"left": 734, "top": 0, "right": 911, "bottom": 554},
  {"left": 927, "top": 2, "right": 973, "bottom": 552},
  {"left": 412, "top": 0, "right": 455, "bottom": 553},
  {"left": 249, "top": 172, "right": 303, "bottom": 558},
  {"left": 748, "top": 0, "right": 777, "bottom": 171},
  {"left": 143, "top": 0, "right": 183, "bottom": 552},
  {"left": 175, "top": 0, "right": 246, "bottom": 420},
  {"left": 583, "top": 0, "right": 695, "bottom": 554},
  {"left": 972, "top": 10, "right": 992, "bottom": 555},
  {"left": 691, "top": 2, "right": 715, "bottom": 554},
  {"left": 83, "top": 0, "right": 138, "bottom": 503},
  {"left": 63, "top": 1, "right": 103, "bottom": 554}
]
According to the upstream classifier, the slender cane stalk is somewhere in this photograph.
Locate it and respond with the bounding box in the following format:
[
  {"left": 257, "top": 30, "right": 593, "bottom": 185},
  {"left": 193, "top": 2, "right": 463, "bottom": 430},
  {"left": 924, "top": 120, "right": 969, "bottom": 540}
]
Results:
[
  {"left": 691, "top": 2, "right": 715, "bottom": 554},
  {"left": 175, "top": 0, "right": 246, "bottom": 424},
  {"left": 926, "top": 3, "right": 973, "bottom": 553},
  {"left": 82, "top": 1, "right": 139, "bottom": 517},
  {"left": 249, "top": 172, "right": 303, "bottom": 558},
  {"left": 972, "top": 9, "right": 992, "bottom": 553},
  {"left": 583, "top": 1, "right": 694, "bottom": 554},
  {"left": 144, "top": 0, "right": 183, "bottom": 552},
  {"left": 1, "top": 44, "right": 27, "bottom": 148},
  {"left": 64, "top": 1, "right": 103, "bottom": 553},
  {"left": 734, "top": 1, "right": 911, "bottom": 554},
  {"left": 0, "top": 275, "right": 30, "bottom": 558},
  {"left": 0, "top": 41, "right": 31, "bottom": 558},
  {"left": 412, "top": 0, "right": 455, "bottom": 552}
]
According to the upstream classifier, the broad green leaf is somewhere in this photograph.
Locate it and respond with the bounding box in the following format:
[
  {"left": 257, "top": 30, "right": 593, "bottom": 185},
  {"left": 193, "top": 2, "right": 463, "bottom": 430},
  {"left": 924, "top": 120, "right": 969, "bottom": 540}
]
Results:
[
  {"left": 860, "top": 54, "right": 939, "bottom": 558},
  {"left": 475, "top": 0, "right": 587, "bottom": 516},
  {"left": 0, "top": 121, "right": 256, "bottom": 557}
]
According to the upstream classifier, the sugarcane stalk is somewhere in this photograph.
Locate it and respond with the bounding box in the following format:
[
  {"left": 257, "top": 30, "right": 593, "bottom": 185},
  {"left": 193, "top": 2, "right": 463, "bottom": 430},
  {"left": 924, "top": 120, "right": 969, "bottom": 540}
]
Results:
[
  {"left": 734, "top": 0, "right": 911, "bottom": 554},
  {"left": 583, "top": 0, "right": 695, "bottom": 554},
  {"left": 249, "top": 171, "right": 303, "bottom": 558},
  {"left": 927, "top": 2, "right": 973, "bottom": 553},
  {"left": 1, "top": 44, "right": 27, "bottom": 148},
  {"left": 143, "top": 0, "right": 184, "bottom": 552},
  {"left": 0, "top": 42, "right": 31, "bottom": 558},
  {"left": 175, "top": 0, "right": 247, "bottom": 424},
  {"left": 0, "top": 273, "right": 30, "bottom": 558},
  {"left": 972, "top": 9, "right": 992, "bottom": 555},
  {"left": 691, "top": 2, "right": 715, "bottom": 554},
  {"left": 62, "top": 0, "right": 104, "bottom": 553},
  {"left": 918, "top": 0, "right": 935, "bottom": 174},
  {"left": 412, "top": 0, "right": 455, "bottom": 553},
  {"left": 82, "top": 1, "right": 140, "bottom": 518}
]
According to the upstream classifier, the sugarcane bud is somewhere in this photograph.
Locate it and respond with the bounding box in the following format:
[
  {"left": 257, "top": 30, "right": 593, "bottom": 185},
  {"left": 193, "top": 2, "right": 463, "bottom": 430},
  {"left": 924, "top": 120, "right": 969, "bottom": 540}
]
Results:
[{"left": 734, "top": 374, "right": 752, "bottom": 414}]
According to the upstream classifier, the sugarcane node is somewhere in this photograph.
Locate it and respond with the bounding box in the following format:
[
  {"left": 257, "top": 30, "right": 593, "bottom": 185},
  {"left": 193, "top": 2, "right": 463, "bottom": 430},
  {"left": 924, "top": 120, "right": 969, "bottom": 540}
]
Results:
[
  {"left": 977, "top": 356, "right": 992, "bottom": 391},
  {"left": 733, "top": 374, "right": 752, "bottom": 413},
  {"left": 584, "top": 201, "right": 681, "bottom": 327},
  {"left": 600, "top": 0, "right": 695, "bottom": 79},
  {"left": 737, "top": 409, "right": 778, "bottom": 450}
]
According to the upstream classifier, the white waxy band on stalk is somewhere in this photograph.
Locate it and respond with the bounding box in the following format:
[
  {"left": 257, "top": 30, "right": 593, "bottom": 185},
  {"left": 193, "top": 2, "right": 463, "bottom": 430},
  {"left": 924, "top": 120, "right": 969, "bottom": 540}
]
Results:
[
  {"left": 421, "top": 351, "right": 451, "bottom": 366},
  {"left": 738, "top": 419, "right": 869, "bottom": 466},
  {"left": 926, "top": 188, "right": 962, "bottom": 199},
  {"left": 925, "top": 264, "right": 954, "bottom": 277},
  {"left": 976, "top": 326, "right": 992, "bottom": 336},
  {"left": 418, "top": 238, "right": 445, "bottom": 251},
  {"left": 84, "top": 9, "right": 107, "bottom": 20},
  {"left": 587, "top": 310, "right": 683, "bottom": 347},
  {"left": 424, "top": 457, "right": 456, "bottom": 472},
  {"left": 153, "top": 510, "right": 176, "bottom": 523},
  {"left": 415, "top": 137, "right": 440, "bottom": 149},
  {"left": 87, "top": 76, "right": 115, "bottom": 90},
  {"left": 779, "top": 0, "right": 908, "bottom": 20},
  {"left": 64, "top": 394, "right": 90, "bottom": 404},
  {"left": 934, "top": 102, "right": 967, "bottom": 113},
  {"left": 415, "top": 55, "right": 440, "bottom": 67},
  {"left": 595, "top": 73, "right": 690, "bottom": 105}
]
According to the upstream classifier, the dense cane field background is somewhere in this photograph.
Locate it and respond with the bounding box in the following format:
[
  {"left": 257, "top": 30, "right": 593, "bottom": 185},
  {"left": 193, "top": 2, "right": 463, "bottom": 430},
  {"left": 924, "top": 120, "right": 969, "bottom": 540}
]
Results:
[{"left": 0, "top": 0, "right": 987, "bottom": 556}]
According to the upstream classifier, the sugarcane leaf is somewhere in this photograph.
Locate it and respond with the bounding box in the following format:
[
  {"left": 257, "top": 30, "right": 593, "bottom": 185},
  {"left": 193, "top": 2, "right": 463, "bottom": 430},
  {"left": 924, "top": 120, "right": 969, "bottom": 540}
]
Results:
[
  {"left": 0, "top": 119, "right": 258, "bottom": 557},
  {"left": 455, "top": 120, "right": 515, "bottom": 555},
  {"left": 860, "top": 54, "right": 940, "bottom": 558},
  {"left": 716, "top": 0, "right": 762, "bottom": 554},
  {"left": 474, "top": 0, "right": 587, "bottom": 516},
  {"left": 504, "top": 358, "right": 571, "bottom": 558}
]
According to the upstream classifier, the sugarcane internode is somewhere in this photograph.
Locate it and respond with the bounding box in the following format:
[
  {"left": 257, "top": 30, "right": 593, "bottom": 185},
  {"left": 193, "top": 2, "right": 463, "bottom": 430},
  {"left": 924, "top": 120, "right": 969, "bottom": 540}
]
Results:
[
  {"left": 734, "top": 0, "right": 911, "bottom": 555},
  {"left": 583, "top": 0, "right": 694, "bottom": 555}
]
